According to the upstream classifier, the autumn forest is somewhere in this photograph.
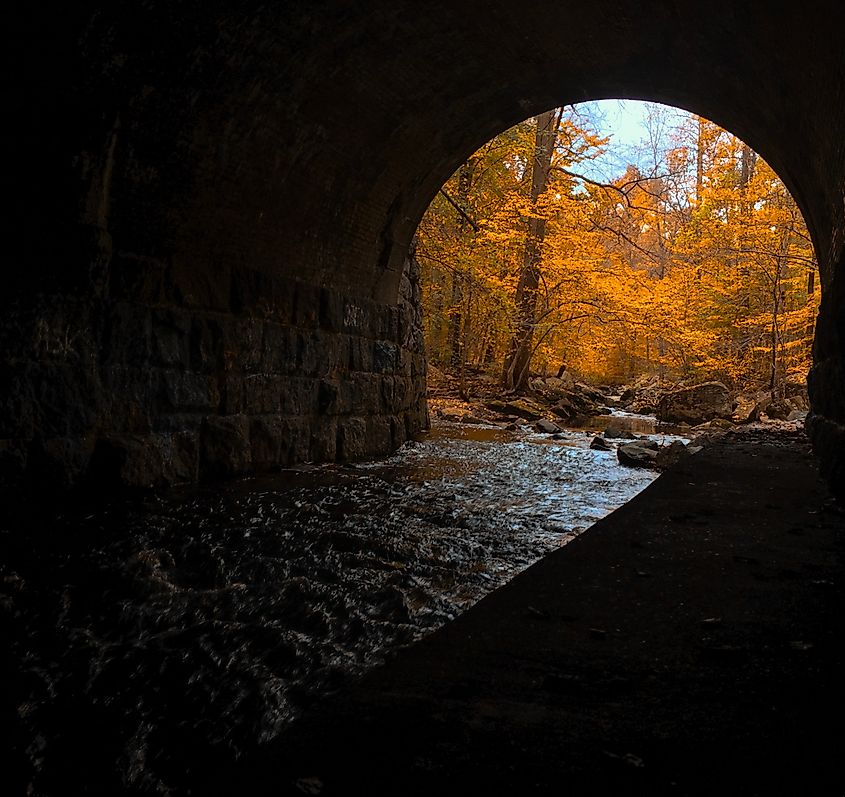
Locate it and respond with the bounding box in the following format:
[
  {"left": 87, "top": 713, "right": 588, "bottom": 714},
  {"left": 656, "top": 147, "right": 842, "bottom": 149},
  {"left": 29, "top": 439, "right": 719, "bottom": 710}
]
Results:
[{"left": 417, "top": 103, "right": 817, "bottom": 397}]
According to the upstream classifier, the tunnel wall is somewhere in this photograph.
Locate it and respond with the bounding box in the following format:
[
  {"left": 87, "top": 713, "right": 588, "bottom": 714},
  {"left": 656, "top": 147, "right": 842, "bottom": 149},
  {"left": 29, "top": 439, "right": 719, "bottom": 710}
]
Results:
[
  {"left": 7, "top": 1, "right": 845, "bottom": 500},
  {"left": 0, "top": 250, "right": 428, "bottom": 494},
  {"left": 808, "top": 249, "right": 845, "bottom": 502}
]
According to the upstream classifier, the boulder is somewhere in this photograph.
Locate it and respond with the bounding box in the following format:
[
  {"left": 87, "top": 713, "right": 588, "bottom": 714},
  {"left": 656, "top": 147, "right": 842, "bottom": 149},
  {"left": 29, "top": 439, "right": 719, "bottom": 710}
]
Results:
[
  {"left": 762, "top": 399, "right": 793, "bottom": 421},
  {"left": 529, "top": 373, "right": 576, "bottom": 398},
  {"left": 604, "top": 424, "right": 637, "bottom": 439},
  {"left": 536, "top": 418, "right": 562, "bottom": 434},
  {"left": 617, "top": 441, "right": 659, "bottom": 468},
  {"left": 732, "top": 392, "right": 771, "bottom": 423},
  {"left": 656, "top": 382, "right": 732, "bottom": 425},
  {"left": 709, "top": 418, "right": 735, "bottom": 430},
  {"left": 590, "top": 436, "right": 613, "bottom": 451},
  {"left": 484, "top": 399, "right": 543, "bottom": 421},
  {"left": 655, "top": 440, "right": 690, "bottom": 470}
]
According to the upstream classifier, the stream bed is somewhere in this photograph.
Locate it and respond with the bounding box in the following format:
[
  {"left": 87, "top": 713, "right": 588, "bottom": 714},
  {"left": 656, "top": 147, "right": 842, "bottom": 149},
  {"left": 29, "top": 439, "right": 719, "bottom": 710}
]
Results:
[{"left": 2, "top": 415, "right": 688, "bottom": 794}]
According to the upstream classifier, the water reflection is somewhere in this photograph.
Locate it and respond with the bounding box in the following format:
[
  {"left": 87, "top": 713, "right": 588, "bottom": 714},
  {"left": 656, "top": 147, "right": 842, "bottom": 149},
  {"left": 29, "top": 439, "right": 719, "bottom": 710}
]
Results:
[
  {"left": 568, "top": 410, "right": 688, "bottom": 436},
  {"left": 3, "top": 419, "right": 673, "bottom": 794}
]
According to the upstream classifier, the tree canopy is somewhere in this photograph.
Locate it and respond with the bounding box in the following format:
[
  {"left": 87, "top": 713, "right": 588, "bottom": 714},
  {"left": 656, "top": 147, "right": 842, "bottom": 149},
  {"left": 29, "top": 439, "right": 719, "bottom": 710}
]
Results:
[{"left": 417, "top": 104, "right": 817, "bottom": 397}]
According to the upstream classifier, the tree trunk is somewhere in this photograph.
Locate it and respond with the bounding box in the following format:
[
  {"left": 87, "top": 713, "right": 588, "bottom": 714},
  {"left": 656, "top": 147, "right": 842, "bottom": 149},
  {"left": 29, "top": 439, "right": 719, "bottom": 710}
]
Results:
[
  {"left": 447, "top": 159, "right": 476, "bottom": 369},
  {"left": 696, "top": 116, "right": 705, "bottom": 205},
  {"left": 502, "top": 109, "right": 557, "bottom": 391}
]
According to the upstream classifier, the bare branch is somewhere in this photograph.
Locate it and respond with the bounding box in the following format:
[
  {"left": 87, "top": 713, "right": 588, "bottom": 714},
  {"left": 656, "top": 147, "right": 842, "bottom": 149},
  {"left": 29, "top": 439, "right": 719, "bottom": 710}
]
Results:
[{"left": 438, "top": 188, "right": 479, "bottom": 232}]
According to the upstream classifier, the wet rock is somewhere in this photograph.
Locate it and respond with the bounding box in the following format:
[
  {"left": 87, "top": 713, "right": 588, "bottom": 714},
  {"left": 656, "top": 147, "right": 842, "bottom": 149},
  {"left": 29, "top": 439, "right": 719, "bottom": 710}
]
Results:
[
  {"left": 617, "top": 442, "right": 659, "bottom": 468},
  {"left": 732, "top": 392, "right": 768, "bottom": 423},
  {"left": 529, "top": 373, "right": 575, "bottom": 400},
  {"left": 656, "top": 382, "right": 732, "bottom": 425},
  {"left": 484, "top": 399, "right": 543, "bottom": 421},
  {"left": 604, "top": 424, "right": 637, "bottom": 440},
  {"left": 535, "top": 419, "right": 562, "bottom": 434},
  {"left": 763, "top": 400, "right": 794, "bottom": 421},
  {"left": 655, "top": 440, "right": 690, "bottom": 470},
  {"left": 550, "top": 397, "right": 578, "bottom": 419},
  {"left": 708, "top": 418, "right": 735, "bottom": 430},
  {"left": 590, "top": 436, "right": 613, "bottom": 451},
  {"left": 200, "top": 414, "right": 252, "bottom": 479},
  {"left": 461, "top": 414, "right": 486, "bottom": 425}
]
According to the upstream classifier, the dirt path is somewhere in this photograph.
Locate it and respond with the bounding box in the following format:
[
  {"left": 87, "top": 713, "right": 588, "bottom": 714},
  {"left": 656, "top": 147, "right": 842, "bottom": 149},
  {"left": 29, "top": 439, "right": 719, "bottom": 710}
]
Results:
[{"left": 226, "top": 428, "right": 844, "bottom": 796}]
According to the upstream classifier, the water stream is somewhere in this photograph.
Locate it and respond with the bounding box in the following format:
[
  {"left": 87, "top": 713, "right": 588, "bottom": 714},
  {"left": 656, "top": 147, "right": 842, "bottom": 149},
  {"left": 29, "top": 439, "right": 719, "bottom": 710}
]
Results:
[{"left": 2, "top": 414, "right": 688, "bottom": 793}]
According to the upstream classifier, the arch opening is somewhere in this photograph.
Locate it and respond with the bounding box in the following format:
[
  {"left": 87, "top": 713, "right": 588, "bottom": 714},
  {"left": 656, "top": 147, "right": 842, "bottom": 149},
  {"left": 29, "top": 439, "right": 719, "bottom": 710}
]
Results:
[
  {"left": 5, "top": 2, "right": 844, "bottom": 501},
  {"left": 415, "top": 100, "right": 818, "bottom": 421}
]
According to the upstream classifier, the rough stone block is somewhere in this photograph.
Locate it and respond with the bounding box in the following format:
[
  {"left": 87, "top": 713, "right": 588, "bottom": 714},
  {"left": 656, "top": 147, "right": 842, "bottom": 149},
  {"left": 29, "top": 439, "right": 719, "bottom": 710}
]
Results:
[
  {"left": 373, "top": 340, "right": 398, "bottom": 373},
  {"left": 318, "top": 379, "right": 341, "bottom": 414},
  {"left": 348, "top": 374, "right": 380, "bottom": 415},
  {"left": 296, "top": 330, "right": 320, "bottom": 376},
  {"left": 102, "top": 303, "right": 153, "bottom": 365},
  {"left": 189, "top": 317, "right": 221, "bottom": 372},
  {"left": 280, "top": 377, "right": 318, "bottom": 416},
  {"left": 342, "top": 301, "right": 369, "bottom": 335},
  {"left": 310, "top": 419, "right": 337, "bottom": 462},
  {"left": 294, "top": 282, "right": 321, "bottom": 328},
  {"left": 220, "top": 371, "right": 245, "bottom": 415},
  {"left": 199, "top": 414, "right": 252, "bottom": 480},
  {"left": 151, "top": 309, "right": 191, "bottom": 367},
  {"left": 336, "top": 417, "right": 367, "bottom": 460},
  {"left": 392, "top": 415, "right": 408, "bottom": 448},
  {"left": 242, "top": 374, "right": 285, "bottom": 415},
  {"left": 365, "top": 416, "right": 393, "bottom": 456},
  {"left": 33, "top": 364, "right": 101, "bottom": 438},
  {"left": 380, "top": 376, "right": 397, "bottom": 413},
  {"left": 262, "top": 323, "right": 294, "bottom": 373},
  {"left": 88, "top": 434, "right": 166, "bottom": 488},
  {"left": 166, "top": 430, "right": 199, "bottom": 484},
  {"left": 233, "top": 319, "right": 265, "bottom": 373},
  {"left": 320, "top": 287, "right": 345, "bottom": 331},
  {"left": 279, "top": 417, "right": 311, "bottom": 465},
  {"left": 160, "top": 370, "right": 218, "bottom": 411},
  {"left": 312, "top": 331, "right": 343, "bottom": 374},
  {"left": 250, "top": 416, "right": 283, "bottom": 471},
  {"left": 348, "top": 335, "right": 374, "bottom": 372}
]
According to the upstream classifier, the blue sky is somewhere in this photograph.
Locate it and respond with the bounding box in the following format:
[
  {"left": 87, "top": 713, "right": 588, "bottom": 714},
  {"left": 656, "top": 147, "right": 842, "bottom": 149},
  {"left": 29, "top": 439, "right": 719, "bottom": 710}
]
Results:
[{"left": 572, "top": 99, "right": 686, "bottom": 181}]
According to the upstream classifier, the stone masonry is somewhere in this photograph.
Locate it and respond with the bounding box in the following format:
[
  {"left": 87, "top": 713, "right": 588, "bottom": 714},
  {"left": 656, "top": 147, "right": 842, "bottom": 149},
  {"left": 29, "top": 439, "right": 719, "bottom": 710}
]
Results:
[
  {"left": 8, "top": 2, "right": 845, "bottom": 502},
  {"left": 0, "top": 250, "right": 428, "bottom": 496}
]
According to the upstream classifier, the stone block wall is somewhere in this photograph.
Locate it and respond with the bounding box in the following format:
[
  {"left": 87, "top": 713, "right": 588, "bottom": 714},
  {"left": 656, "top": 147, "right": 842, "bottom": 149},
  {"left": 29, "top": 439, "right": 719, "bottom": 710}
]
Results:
[
  {"left": 807, "top": 253, "right": 845, "bottom": 503},
  {"left": 0, "top": 249, "right": 428, "bottom": 497}
]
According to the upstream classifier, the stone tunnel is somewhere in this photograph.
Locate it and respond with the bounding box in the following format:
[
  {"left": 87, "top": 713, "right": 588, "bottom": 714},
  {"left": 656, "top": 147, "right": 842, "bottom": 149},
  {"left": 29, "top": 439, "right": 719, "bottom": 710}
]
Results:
[{"left": 5, "top": 1, "right": 845, "bottom": 502}]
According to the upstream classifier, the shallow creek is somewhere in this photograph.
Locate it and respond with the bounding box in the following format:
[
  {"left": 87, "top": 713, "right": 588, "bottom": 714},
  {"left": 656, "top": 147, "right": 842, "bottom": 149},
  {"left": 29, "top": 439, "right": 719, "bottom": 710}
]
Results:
[{"left": 2, "top": 414, "right": 687, "bottom": 793}]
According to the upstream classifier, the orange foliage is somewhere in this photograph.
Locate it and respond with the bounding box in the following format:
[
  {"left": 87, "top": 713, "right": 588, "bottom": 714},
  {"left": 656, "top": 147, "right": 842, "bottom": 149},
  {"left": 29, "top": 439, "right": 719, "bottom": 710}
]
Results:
[{"left": 417, "top": 108, "right": 817, "bottom": 395}]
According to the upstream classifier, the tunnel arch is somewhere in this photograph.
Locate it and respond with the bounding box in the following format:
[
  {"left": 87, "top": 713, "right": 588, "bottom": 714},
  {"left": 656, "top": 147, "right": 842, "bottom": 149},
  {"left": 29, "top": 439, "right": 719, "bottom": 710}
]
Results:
[
  {"left": 404, "top": 93, "right": 825, "bottom": 302},
  {"left": 7, "top": 1, "right": 844, "bottom": 499},
  {"left": 414, "top": 97, "right": 822, "bottom": 394}
]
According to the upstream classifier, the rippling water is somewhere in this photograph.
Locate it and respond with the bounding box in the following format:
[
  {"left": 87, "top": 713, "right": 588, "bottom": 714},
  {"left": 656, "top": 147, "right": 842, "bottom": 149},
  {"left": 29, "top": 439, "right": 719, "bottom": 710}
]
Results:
[{"left": 2, "top": 417, "right": 686, "bottom": 794}]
